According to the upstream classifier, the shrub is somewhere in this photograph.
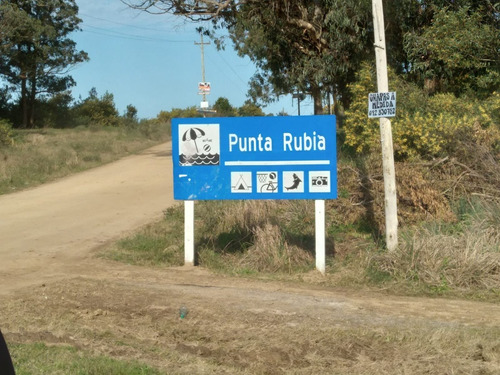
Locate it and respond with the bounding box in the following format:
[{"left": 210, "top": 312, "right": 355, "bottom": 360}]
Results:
[
  {"left": 72, "top": 90, "right": 119, "bottom": 127},
  {"left": 155, "top": 107, "right": 199, "bottom": 123},
  {"left": 372, "top": 201, "right": 500, "bottom": 291},
  {"left": 196, "top": 200, "right": 316, "bottom": 274},
  {"left": 342, "top": 63, "right": 500, "bottom": 160},
  {"left": 0, "top": 119, "right": 14, "bottom": 146}
]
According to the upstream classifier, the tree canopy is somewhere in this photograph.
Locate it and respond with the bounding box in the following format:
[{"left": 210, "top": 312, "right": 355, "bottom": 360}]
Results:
[
  {"left": 0, "top": 0, "right": 88, "bottom": 127},
  {"left": 125, "top": 0, "right": 499, "bottom": 109},
  {"left": 402, "top": 5, "right": 499, "bottom": 97}
]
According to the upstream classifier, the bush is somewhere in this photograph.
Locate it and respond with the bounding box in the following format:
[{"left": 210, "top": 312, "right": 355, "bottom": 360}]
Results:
[
  {"left": 155, "top": 107, "right": 199, "bottom": 123},
  {"left": 72, "top": 89, "right": 119, "bottom": 127},
  {"left": 195, "top": 200, "right": 316, "bottom": 274},
  {"left": 342, "top": 63, "right": 500, "bottom": 160},
  {"left": 0, "top": 119, "right": 14, "bottom": 146}
]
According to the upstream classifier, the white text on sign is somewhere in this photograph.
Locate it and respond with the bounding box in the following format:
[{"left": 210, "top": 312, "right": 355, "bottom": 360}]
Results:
[{"left": 229, "top": 132, "right": 326, "bottom": 152}]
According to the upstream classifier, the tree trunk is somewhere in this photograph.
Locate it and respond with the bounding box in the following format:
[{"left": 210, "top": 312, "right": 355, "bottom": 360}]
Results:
[
  {"left": 29, "top": 77, "right": 37, "bottom": 128},
  {"left": 21, "top": 76, "right": 28, "bottom": 128},
  {"left": 311, "top": 85, "right": 323, "bottom": 115}
]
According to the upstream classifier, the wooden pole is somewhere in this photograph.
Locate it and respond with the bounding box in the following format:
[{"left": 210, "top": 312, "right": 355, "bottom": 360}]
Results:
[{"left": 372, "top": 0, "right": 398, "bottom": 251}]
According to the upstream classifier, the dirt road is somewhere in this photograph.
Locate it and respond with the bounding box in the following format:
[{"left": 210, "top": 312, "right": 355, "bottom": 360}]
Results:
[
  {"left": 0, "top": 142, "right": 174, "bottom": 292},
  {"left": 1, "top": 143, "right": 499, "bottom": 374}
]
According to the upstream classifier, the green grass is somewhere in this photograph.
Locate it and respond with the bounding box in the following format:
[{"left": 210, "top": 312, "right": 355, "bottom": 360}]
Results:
[
  {"left": 102, "top": 206, "right": 184, "bottom": 267},
  {"left": 11, "top": 342, "right": 161, "bottom": 375},
  {"left": 0, "top": 124, "right": 170, "bottom": 195}
]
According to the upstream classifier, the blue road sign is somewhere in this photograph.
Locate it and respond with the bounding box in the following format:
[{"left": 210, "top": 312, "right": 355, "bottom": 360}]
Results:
[{"left": 172, "top": 115, "right": 337, "bottom": 200}]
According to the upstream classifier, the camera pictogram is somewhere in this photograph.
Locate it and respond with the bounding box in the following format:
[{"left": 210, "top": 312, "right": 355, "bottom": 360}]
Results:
[{"left": 311, "top": 176, "right": 328, "bottom": 186}]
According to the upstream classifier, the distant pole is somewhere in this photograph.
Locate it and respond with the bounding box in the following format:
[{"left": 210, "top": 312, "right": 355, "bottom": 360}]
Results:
[
  {"left": 292, "top": 93, "right": 303, "bottom": 116},
  {"left": 195, "top": 33, "right": 210, "bottom": 104},
  {"left": 372, "top": 0, "right": 398, "bottom": 251},
  {"left": 184, "top": 34, "right": 210, "bottom": 267}
]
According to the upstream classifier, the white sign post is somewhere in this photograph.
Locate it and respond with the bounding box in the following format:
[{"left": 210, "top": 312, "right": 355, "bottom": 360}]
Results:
[
  {"left": 184, "top": 200, "right": 195, "bottom": 266},
  {"left": 315, "top": 199, "right": 326, "bottom": 274}
]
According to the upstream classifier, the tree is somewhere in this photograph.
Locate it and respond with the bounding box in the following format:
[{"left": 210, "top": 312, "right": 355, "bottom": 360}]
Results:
[
  {"left": 0, "top": 0, "right": 88, "bottom": 127},
  {"left": 403, "top": 6, "right": 499, "bottom": 97},
  {"left": 73, "top": 89, "right": 119, "bottom": 127},
  {"left": 213, "top": 97, "right": 236, "bottom": 117},
  {"left": 124, "top": 0, "right": 373, "bottom": 114},
  {"left": 385, "top": 0, "right": 499, "bottom": 97},
  {"left": 232, "top": 0, "right": 373, "bottom": 114},
  {"left": 0, "top": 87, "right": 14, "bottom": 122},
  {"left": 125, "top": 104, "right": 138, "bottom": 120},
  {"left": 125, "top": 0, "right": 498, "bottom": 107},
  {"left": 238, "top": 100, "right": 265, "bottom": 117},
  {"left": 36, "top": 91, "right": 73, "bottom": 128}
]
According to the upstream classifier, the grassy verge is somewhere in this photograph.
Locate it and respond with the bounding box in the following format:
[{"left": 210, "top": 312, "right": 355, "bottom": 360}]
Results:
[
  {"left": 100, "top": 197, "right": 500, "bottom": 301},
  {"left": 10, "top": 342, "right": 161, "bottom": 375},
  {"left": 0, "top": 124, "right": 170, "bottom": 195},
  {"left": 104, "top": 205, "right": 185, "bottom": 267}
]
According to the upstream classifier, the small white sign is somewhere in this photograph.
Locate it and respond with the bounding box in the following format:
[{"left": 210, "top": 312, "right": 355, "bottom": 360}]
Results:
[
  {"left": 368, "top": 92, "right": 396, "bottom": 118},
  {"left": 198, "top": 82, "right": 211, "bottom": 93}
]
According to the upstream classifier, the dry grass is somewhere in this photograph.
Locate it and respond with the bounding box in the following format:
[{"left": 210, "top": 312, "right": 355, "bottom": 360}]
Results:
[
  {"left": 3, "top": 277, "right": 500, "bottom": 375},
  {"left": 195, "top": 200, "right": 316, "bottom": 274},
  {"left": 373, "top": 201, "right": 500, "bottom": 292},
  {"left": 238, "top": 223, "right": 314, "bottom": 273},
  {"left": 0, "top": 126, "right": 169, "bottom": 194}
]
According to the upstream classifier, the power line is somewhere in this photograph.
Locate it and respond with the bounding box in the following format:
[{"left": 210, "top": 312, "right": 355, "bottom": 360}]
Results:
[
  {"left": 80, "top": 12, "right": 207, "bottom": 36},
  {"left": 80, "top": 24, "right": 192, "bottom": 43},
  {"left": 213, "top": 50, "right": 248, "bottom": 87},
  {"left": 80, "top": 12, "right": 188, "bottom": 33}
]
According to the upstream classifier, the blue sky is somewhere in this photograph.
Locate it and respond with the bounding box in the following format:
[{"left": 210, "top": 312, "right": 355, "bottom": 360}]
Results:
[{"left": 71, "top": 0, "right": 314, "bottom": 119}]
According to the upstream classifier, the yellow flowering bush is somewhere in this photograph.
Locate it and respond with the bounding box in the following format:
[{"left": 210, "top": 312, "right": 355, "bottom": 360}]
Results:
[
  {"left": 342, "top": 63, "right": 378, "bottom": 154},
  {"left": 342, "top": 64, "right": 500, "bottom": 160},
  {"left": 0, "top": 119, "right": 14, "bottom": 146}
]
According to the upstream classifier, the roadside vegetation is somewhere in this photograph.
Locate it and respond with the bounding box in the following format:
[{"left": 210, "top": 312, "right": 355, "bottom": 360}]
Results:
[
  {"left": 0, "top": 124, "right": 170, "bottom": 195},
  {"left": 11, "top": 342, "right": 161, "bottom": 375},
  {"left": 102, "top": 67, "right": 500, "bottom": 302}
]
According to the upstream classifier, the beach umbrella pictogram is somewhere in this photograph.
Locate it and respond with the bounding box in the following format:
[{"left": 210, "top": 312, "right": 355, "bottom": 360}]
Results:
[{"left": 182, "top": 127, "right": 205, "bottom": 153}]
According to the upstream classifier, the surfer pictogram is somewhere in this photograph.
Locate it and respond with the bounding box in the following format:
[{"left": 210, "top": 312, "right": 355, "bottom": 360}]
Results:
[
  {"left": 283, "top": 171, "right": 304, "bottom": 193},
  {"left": 286, "top": 173, "right": 302, "bottom": 191}
]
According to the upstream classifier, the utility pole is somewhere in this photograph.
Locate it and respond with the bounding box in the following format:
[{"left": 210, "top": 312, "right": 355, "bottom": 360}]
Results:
[
  {"left": 195, "top": 33, "right": 210, "bottom": 105},
  {"left": 292, "top": 93, "right": 304, "bottom": 116},
  {"left": 184, "top": 33, "right": 212, "bottom": 268},
  {"left": 372, "top": 0, "right": 398, "bottom": 251}
]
